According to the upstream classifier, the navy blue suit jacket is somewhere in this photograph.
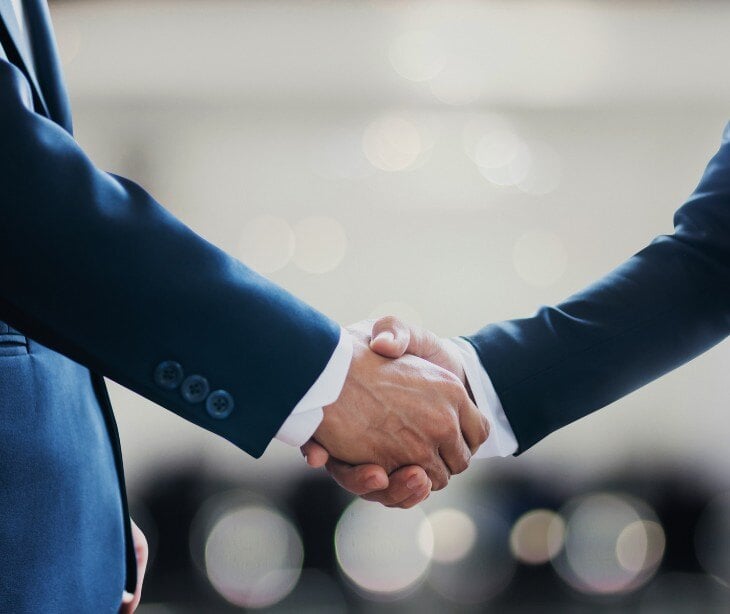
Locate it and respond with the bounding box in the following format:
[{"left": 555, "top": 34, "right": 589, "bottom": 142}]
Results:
[
  {"left": 468, "top": 128, "right": 730, "bottom": 453},
  {"left": 0, "top": 2, "right": 339, "bottom": 610}
]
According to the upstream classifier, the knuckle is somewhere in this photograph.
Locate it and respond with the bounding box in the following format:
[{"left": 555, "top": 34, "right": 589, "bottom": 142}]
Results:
[
  {"left": 435, "top": 374, "right": 460, "bottom": 399},
  {"left": 454, "top": 453, "right": 470, "bottom": 475},
  {"left": 415, "top": 446, "right": 435, "bottom": 467},
  {"left": 428, "top": 466, "right": 449, "bottom": 491},
  {"left": 440, "top": 412, "right": 460, "bottom": 440},
  {"left": 481, "top": 419, "right": 490, "bottom": 443},
  {"left": 431, "top": 476, "right": 448, "bottom": 491},
  {"left": 432, "top": 403, "right": 457, "bottom": 428}
]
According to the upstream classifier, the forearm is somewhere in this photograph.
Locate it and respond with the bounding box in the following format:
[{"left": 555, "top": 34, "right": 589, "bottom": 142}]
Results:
[{"left": 0, "top": 60, "right": 339, "bottom": 457}]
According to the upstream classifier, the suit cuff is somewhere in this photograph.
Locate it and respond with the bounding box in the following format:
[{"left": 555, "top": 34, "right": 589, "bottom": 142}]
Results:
[
  {"left": 448, "top": 337, "right": 518, "bottom": 457},
  {"left": 275, "top": 327, "right": 353, "bottom": 447}
]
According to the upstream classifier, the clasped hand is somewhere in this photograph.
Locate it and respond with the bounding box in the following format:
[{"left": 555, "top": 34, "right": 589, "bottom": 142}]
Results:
[{"left": 302, "top": 317, "right": 489, "bottom": 508}]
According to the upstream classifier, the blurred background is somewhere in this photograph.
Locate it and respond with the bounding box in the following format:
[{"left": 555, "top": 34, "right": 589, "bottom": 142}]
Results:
[{"left": 50, "top": 0, "right": 730, "bottom": 611}]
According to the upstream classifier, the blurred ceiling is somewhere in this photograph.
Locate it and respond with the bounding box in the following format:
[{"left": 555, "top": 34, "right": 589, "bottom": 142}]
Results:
[{"left": 50, "top": 0, "right": 730, "bottom": 108}]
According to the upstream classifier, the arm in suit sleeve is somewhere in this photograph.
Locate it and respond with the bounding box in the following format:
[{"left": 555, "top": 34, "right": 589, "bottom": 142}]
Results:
[
  {"left": 466, "top": 124, "right": 730, "bottom": 453},
  {"left": 0, "top": 59, "right": 342, "bottom": 458}
]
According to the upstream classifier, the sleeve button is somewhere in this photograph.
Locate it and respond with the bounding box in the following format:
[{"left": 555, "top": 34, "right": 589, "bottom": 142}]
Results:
[
  {"left": 206, "top": 390, "right": 234, "bottom": 419},
  {"left": 180, "top": 375, "right": 210, "bottom": 403},
  {"left": 154, "top": 361, "right": 184, "bottom": 390}
]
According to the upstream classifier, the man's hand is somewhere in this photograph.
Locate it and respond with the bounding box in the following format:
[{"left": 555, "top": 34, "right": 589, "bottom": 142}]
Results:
[
  {"left": 364, "top": 316, "right": 465, "bottom": 381},
  {"left": 311, "top": 331, "right": 487, "bottom": 491},
  {"left": 119, "top": 518, "right": 148, "bottom": 614},
  {"left": 303, "top": 316, "right": 488, "bottom": 503}
]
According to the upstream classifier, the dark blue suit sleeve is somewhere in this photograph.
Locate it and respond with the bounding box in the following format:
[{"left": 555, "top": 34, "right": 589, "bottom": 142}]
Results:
[
  {"left": 467, "top": 125, "right": 730, "bottom": 453},
  {"left": 0, "top": 60, "right": 340, "bottom": 458}
]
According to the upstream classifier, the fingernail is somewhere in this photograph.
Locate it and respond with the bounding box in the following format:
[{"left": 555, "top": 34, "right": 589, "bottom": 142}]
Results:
[
  {"left": 373, "top": 331, "right": 395, "bottom": 344},
  {"left": 407, "top": 475, "right": 425, "bottom": 490}
]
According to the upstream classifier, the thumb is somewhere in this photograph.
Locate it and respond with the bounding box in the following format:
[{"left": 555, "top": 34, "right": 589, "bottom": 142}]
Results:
[
  {"left": 369, "top": 316, "right": 412, "bottom": 358},
  {"left": 371, "top": 315, "right": 442, "bottom": 363},
  {"left": 301, "top": 439, "right": 330, "bottom": 468}
]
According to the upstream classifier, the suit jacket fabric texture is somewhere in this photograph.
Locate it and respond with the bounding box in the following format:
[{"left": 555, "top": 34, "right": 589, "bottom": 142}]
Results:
[{"left": 0, "top": 1, "right": 340, "bottom": 610}]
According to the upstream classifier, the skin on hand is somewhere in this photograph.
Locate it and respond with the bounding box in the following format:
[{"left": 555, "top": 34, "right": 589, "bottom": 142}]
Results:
[
  {"left": 119, "top": 518, "right": 148, "bottom": 614},
  {"left": 363, "top": 316, "right": 465, "bottom": 382},
  {"left": 312, "top": 335, "right": 484, "bottom": 491},
  {"left": 301, "top": 441, "right": 432, "bottom": 509},
  {"left": 302, "top": 316, "right": 489, "bottom": 508}
]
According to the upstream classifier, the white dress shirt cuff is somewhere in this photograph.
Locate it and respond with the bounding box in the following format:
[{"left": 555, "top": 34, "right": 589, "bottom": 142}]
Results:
[
  {"left": 448, "top": 337, "right": 519, "bottom": 458},
  {"left": 275, "top": 327, "right": 353, "bottom": 447}
]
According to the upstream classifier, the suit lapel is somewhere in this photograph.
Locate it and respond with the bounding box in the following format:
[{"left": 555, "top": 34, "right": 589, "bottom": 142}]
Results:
[
  {"left": 24, "top": 0, "right": 72, "bottom": 133},
  {"left": 0, "top": 0, "right": 50, "bottom": 117}
]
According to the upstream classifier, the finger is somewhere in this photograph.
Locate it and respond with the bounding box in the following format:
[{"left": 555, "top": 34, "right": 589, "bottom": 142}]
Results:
[
  {"left": 435, "top": 426, "right": 472, "bottom": 479},
  {"left": 361, "top": 466, "right": 430, "bottom": 506},
  {"left": 371, "top": 317, "right": 448, "bottom": 370},
  {"left": 422, "top": 454, "right": 452, "bottom": 491},
  {"left": 459, "top": 397, "right": 490, "bottom": 454},
  {"left": 129, "top": 519, "right": 148, "bottom": 612},
  {"left": 370, "top": 316, "right": 412, "bottom": 358},
  {"left": 396, "top": 480, "right": 433, "bottom": 509},
  {"left": 301, "top": 440, "right": 330, "bottom": 468},
  {"left": 326, "top": 458, "right": 389, "bottom": 495}
]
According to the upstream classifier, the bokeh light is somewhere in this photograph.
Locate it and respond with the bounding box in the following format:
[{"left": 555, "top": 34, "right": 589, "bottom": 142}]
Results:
[
  {"left": 426, "top": 504, "right": 515, "bottom": 604},
  {"left": 335, "top": 499, "right": 432, "bottom": 598},
  {"left": 695, "top": 492, "right": 730, "bottom": 586},
  {"left": 428, "top": 55, "right": 484, "bottom": 106},
  {"left": 463, "top": 114, "right": 517, "bottom": 162},
  {"left": 292, "top": 216, "right": 347, "bottom": 274},
  {"left": 512, "top": 229, "right": 568, "bottom": 287},
  {"left": 552, "top": 493, "right": 665, "bottom": 595},
  {"left": 477, "top": 142, "right": 531, "bottom": 187},
  {"left": 516, "top": 141, "right": 562, "bottom": 195},
  {"left": 362, "top": 116, "right": 423, "bottom": 172},
  {"left": 473, "top": 128, "right": 523, "bottom": 170},
  {"left": 616, "top": 520, "right": 665, "bottom": 574},
  {"left": 237, "top": 215, "right": 295, "bottom": 274},
  {"left": 190, "top": 495, "right": 304, "bottom": 610},
  {"left": 463, "top": 115, "right": 562, "bottom": 193},
  {"left": 203, "top": 505, "right": 304, "bottom": 608},
  {"left": 420, "top": 508, "right": 477, "bottom": 563},
  {"left": 510, "top": 509, "right": 565, "bottom": 565},
  {"left": 389, "top": 30, "right": 446, "bottom": 82}
]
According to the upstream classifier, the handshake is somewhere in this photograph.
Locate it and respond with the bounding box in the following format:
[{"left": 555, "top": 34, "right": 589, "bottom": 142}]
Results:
[{"left": 300, "top": 316, "right": 490, "bottom": 509}]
